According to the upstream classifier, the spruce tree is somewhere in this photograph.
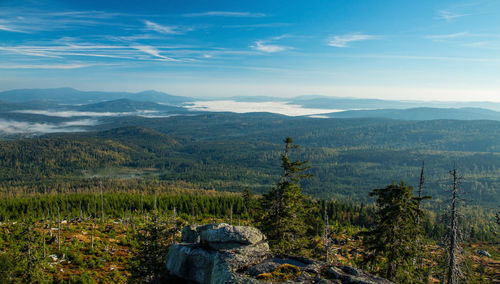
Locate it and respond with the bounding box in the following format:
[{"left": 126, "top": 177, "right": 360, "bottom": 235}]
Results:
[
  {"left": 259, "top": 137, "right": 311, "bottom": 254},
  {"left": 130, "top": 214, "right": 169, "bottom": 283},
  {"left": 242, "top": 187, "right": 256, "bottom": 218},
  {"left": 363, "top": 181, "right": 424, "bottom": 282},
  {"left": 495, "top": 207, "right": 499, "bottom": 226}
]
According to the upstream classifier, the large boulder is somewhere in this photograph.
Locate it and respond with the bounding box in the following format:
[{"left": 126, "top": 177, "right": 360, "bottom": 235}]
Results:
[
  {"left": 166, "top": 223, "right": 392, "bottom": 284},
  {"left": 167, "top": 223, "right": 270, "bottom": 283},
  {"left": 200, "top": 223, "right": 266, "bottom": 250},
  {"left": 166, "top": 244, "right": 217, "bottom": 283}
]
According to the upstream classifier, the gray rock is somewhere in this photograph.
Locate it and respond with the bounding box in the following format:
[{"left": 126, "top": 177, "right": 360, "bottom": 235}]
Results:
[
  {"left": 167, "top": 223, "right": 270, "bottom": 283},
  {"left": 248, "top": 261, "right": 280, "bottom": 276},
  {"left": 181, "top": 225, "right": 200, "bottom": 243},
  {"left": 340, "top": 266, "right": 359, "bottom": 276},
  {"left": 200, "top": 223, "right": 266, "bottom": 250},
  {"left": 165, "top": 244, "right": 217, "bottom": 284},
  {"left": 326, "top": 266, "right": 392, "bottom": 284},
  {"left": 224, "top": 242, "right": 270, "bottom": 269},
  {"left": 477, "top": 250, "right": 491, "bottom": 257},
  {"left": 166, "top": 223, "right": 392, "bottom": 284}
]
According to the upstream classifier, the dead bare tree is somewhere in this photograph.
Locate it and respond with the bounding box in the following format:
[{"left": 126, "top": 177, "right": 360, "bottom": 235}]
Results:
[
  {"left": 446, "top": 165, "right": 463, "bottom": 284},
  {"left": 323, "top": 206, "right": 330, "bottom": 262},
  {"left": 172, "top": 207, "right": 177, "bottom": 244},
  {"left": 230, "top": 204, "right": 233, "bottom": 226},
  {"left": 100, "top": 183, "right": 105, "bottom": 223},
  {"left": 57, "top": 206, "right": 61, "bottom": 253}
]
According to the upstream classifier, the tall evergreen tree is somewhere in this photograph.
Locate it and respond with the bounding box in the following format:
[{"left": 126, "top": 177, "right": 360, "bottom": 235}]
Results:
[
  {"left": 130, "top": 214, "right": 169, "bottom": 283},
  {"left": 495, "top": 207, "right": 499, "bottom": 226},
  {"left": 242, "top": 187, "right": 256, "bottom": 219},
  {"left": 258, "top": 137, "right": 311, "bottom": 254},
  {"left": 363, "top": 181, "right": 424, "bottom": 282}
]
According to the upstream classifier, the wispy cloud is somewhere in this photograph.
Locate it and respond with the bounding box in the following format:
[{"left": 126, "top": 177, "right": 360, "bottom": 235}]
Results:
[
  {"left": 437, "top": 10, "right": 468, "bottom": 22},
  {"left": 252, "top": 41, "right": 288, "bottom": 53},
  {"left": 0, "top": 24, "right": 27, "bottom": 33},
  {"left": 131, "top": 45, "right": 178, "bottom": 61},
  {"left": 251, "top": 35, "right": 291, "bottom": 53},
  {"left": 0, "top": 46, "right": 59, "bottom": 58},
  {"left": 223, "top": 23, "right": 291, "bottom": 29},
  {"left": 462, "top": 41, "right": 489, "bottom": 47},
  {"left": 144, "top": 20, "right": 181, "bottom": 34},
  {"left": 424, "top": 32, "right": 468, "bottom": 40},
  {"left": 0, "top": 43, "right": 186, "bottom": 62},
  {"left": 0, "top": 63, "right": 95, "bottom": 69},
  {"left": 328, "top": 34, "right": 379, "bottom": 47},
  {"left": 184, "top": 11, "right": 266, "bottom": 17},
  {"left": 0, "top": 9, "right": 120, "bottom": 33}
]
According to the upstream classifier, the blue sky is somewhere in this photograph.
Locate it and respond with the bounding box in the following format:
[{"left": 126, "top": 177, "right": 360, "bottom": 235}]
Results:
[{"left": 1, "top": 0, "right": 500, "bottom": 101}]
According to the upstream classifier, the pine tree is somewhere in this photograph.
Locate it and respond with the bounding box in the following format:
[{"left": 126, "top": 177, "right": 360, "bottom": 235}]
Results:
[
  {"left": 362, "top": 181, "right": 424, "bottom": 282},
  {"left": 130, "top": 214, "right": 169, "bottom": 283},
  {"left": 258, "top": 137, "right": 311, "bottom": 254},
  {"left": 495, "top": 208, "right": 499, "bottom": 226}
]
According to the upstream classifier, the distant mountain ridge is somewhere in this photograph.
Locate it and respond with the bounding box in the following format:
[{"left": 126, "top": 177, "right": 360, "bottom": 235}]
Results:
[
  {"left": 290, "top": 95, "right": 500, "bottom": 112},
  {"left": 4, "top": 88, "right": 500, "bottom": 112},
  {"left": 75, "top": 99, "right": 186, "bottom": 112},
  {"left": 3, "top": 88, "right": 500, "bottom": 121},
  {"left": 0, "top": 87, "right": 192, "bottom": 106},
  {"left": 327, "top": 107, "right": 500, "bottom": 121}
]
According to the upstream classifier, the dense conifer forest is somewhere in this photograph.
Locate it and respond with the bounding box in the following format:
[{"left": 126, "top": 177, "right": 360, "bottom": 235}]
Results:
[{"left": 0, "top": 115, "right": 499, "bottom": 282}]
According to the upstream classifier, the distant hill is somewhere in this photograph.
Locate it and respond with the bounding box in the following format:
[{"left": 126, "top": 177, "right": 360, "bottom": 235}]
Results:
[
  {"left": 291, "top": 96, "right": 421, "bottom": 109},
  {"left": 75, "top": 99, "right": 186, "bottom": 112},
  {"left": 326, "top": 107, "right": 500, "bottom": 121},
  {"left": 290, "top": 95, "right": 500, "bottom": 112},
  {"left": 0, "top": 99, "right": 61, "bottom": 111},
  {"left": 92, "top": 126, "right": 182, "bottom": 148},
  {"left": 0, "top": 88, "right": 193, "bottom": 106}
]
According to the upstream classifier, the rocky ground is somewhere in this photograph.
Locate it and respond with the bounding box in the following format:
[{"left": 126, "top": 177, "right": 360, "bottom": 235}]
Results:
[{"left": 165, "top": 223, "right": 392, "bottom": 284}]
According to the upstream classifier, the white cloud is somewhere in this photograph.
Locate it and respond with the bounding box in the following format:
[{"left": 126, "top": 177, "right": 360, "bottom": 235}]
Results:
[
  {"left": 253, "top": 41, "right": 288, "bottom": 53},
  {"left": 0, "top": 42, "right": 206, "bottom": 62},
  {"left": 144, "top": 20, "right": 180, "bottom": 34},
  {"left": 328, "top": 34, "right": 379, "bottom": 47},
  {"left": 0, "top": 24, "right": 26, "bottom": 33},
  {"left": 223, "top": 23, "right": 290, "bottom": 28},
  {"left": 0, "top": 46, "right": 62, "bottom": 58},
  {"left": 0, "top": 9, "right": 119, "bottom": 33},
  {"left": 437, "top": 10, "right": 468, "bottom": 22},
  {"left": 184, "top": 11, "right": 266, "bottom": 17},
  {"left": 131, "top": 45, "right": 178, "bottom": 61},
  {"left": 424, "top": 32, "right": 468, "bottom": 40},
  {"left": 463, "top": 41, "right": 489, "bottom": 47},
  {"left": 0, "top": 63, "right": 94, "bottom": 69}
]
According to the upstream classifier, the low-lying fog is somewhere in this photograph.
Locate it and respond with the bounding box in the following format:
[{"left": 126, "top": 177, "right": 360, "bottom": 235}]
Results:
[
  {"left": 185, "top": 100, "right": 343, "bottom": 116},
  {"left": 0, "top": 119, "right": 98, "bottom": 135}
]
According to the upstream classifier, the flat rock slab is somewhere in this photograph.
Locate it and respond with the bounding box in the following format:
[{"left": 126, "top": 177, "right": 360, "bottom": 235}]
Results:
[{"left": 200, "top": 223, "right": 266, "bottom": 250}]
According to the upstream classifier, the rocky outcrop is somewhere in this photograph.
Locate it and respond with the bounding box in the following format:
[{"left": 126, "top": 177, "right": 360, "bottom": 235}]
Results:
[
  {"left": 167, "top": 223, "right": 270, "bottom": 283},
  {"left": 166, "top": 223, "right": 392, "bottom": 284}
]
